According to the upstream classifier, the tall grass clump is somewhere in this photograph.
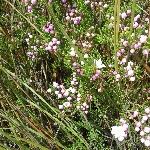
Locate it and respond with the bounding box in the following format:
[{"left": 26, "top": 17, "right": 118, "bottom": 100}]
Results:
[{"left": 0, "top": 0, "right": 150, "bottom": 149}]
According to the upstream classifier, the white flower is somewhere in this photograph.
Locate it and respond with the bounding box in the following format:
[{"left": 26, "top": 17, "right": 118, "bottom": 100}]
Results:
[
  {"left": 111, "top": 126, "right": 127, "bottom": 141},
  {"left": 128, "top": 70, "right": 134, "bottom": 76},
  {"left": 136, "top": 122, "right": 141, "bottom": 127},
  {"left": 123, "top": 41, "right": 128, "bottom": 47},
  {"left": 81, "top": 61, "right": 84, "bottom": 65},
  {"left": 144, "top": 139, "right": 150, "bottom": 147},
  {"left": 122, "top": 124, "right": 128, "bottom": 131},
  {"left": 115, "top": 74, "right": 121, "bottom": 81},
  {"left": 120, "top": 118, "right": 126, "bottom": 124},
  {"left": 47, "top": 88, "right": 51, "bottom": 93},
  {"left": 63, "top": 102, "right": 71, "bottom": 108},
  {"left": 31, "top": 0, "right": 36, "bottom": 5},
  {"left": 122, "top": 57, "right": 127, "bottom": 63},
  {"left": 127, "top": 10, "right": 131, "bottom": 14},
  {"left": 69, "top": 87, "right": 76, "bottom": 94},
  {"left": 55, "top": 91, "right": 59, "bottom": 95},
  {"left": 118, "top": 136, "right": 124, "bottom": 141},
  {"left": 145, "top": 108, "right": 150, "bottom": 114},
  {"left": 63, "top": 90, "right": 69, "bottom": 97},
  {"left": 144, "top": 127, "right": 150, "bottom": 133},
  {"left": 58, "top": 94, "right": 62, "bottom": 99},
  {"left": 59, "top": 105, "right": 64, "bottom": 110},
  {"left": 140, "top": 35, "right": 147, "bottom": 43},
  {"left": 142, "top": 115, "right": 148, "bottom": 121},
  {"left": 53, "top": 82, "right": 58, "bottom": 88},
  {"left": 121, "top": 12, "right": 127, "bottom": 19},
  {"left": 143, "top": 49, "right": 149, "bottom": 56},
  {"left": 94, "top": 59, "right": 106, "bottom": 69},
  {"left": 141, "top": 138, "right": 145, "bottom": 143},
  {"left": 70, "top": 48, "right": 76, "bottom": 56},
  {"left": 129, "top": 76, "right": 135, "bottom": 81},
  {"left": 135, "top": 127, "right": 140, "bottom": 132},
  {"left": 140, "top": 131, "right": 145, "bottom": 136},
  {"left": 130, "top": 49, "right": 135, "bottom": 54},
  {"left": 84, "top": 53, "right": 89, "bottom": 58},
  {"left": 103, "top": 4, "right": 108, "bottom": 8},
  {"left": 67, "top": 97, "right": 72, "bottom": 101}
]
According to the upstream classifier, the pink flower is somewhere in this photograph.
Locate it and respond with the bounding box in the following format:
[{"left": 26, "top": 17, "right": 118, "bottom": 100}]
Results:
[{"left": 27, "top": 6, "right": 32, "bottom": 13}]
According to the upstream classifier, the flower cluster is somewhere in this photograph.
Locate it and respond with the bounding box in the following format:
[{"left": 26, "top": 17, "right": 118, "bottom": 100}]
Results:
[
  {"left": 111, "top": 118, "right": 128, "bottom": 141},
  {"left": 90, "top": 70, "right": 101, "bottom": 81},
  {"left": 84, "top": 1, "right": 108, "bottom": 10},
  {"left": 43, "top": 22, "right": 55, "bottom": 34},
  {"left": 70, "top": 48, "right": 84, "bottom": 75},
  {"left": 124, "top": 61, "right": 135, "bottom": 81},
  {"left": 51, "top": 73, "right": 78, "bottom": 109},
  {"left": 130, "top": 108, "right": 150, "bottom": 147},
  {"left": 76, "top": 94, "right": 92, "bottom": 114},
  {"left": 45, "top": 38, "right": 60, "bottom": 53},
  {"left": 22, "top": 0, "right": 37, "bottom": 13},
  {"left": 65, "top": 6, "right": 82, "bottom": 25},
  {"left": 27, "top": 51, "right": 37, "bottom": 59},
  {"left": 112, "top": 71, "right": 121, "bottom": 81}
]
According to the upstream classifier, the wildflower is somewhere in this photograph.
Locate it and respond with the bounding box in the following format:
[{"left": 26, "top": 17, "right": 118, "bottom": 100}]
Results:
[
  {"left": 94, "top": 59, "right": 105, "bottom": 69},
  {"left": 122, "top": 41, "right": 128, "bottom": 47},
  {"left": 129, "top": 76, "right": 135, "bottom": 81},
  {"left": 127, "top": 70, "right": 134, "bottom": 76},
  {"left": 133, "top": 111, "right": 139, "bottom": 117},
  {"left": 61, "top": 0, "right": 66, "bottom": 3},
  {"left": 135, "top": 127, "right": 140, "bottom": 132},
  {"left": 142, "top": 115, "right": 148, "bottom": 121},
  {"left": 46, "top": 38, "right": 60, "bottom": 53},
  {"left": 58, "top": 94, "right": 63, "bottom": 99},
  {"left": 136, "top": 122, "right": 142, "bottom": 127},
  {"left": 134, "top": 14, "right": 140, "bottom": 22},
  {"left": 111, "top": 126, "right": 128, "bottom": 141},
  {"left": 84, "top": 0, "right": 90, "bottom": 4},
  {"left": 59, "top": 105, "right": 64, "bottom": 110},
  {"left": 144, "top": 127, "right": 150, "bottom": 133},
  {"left": 127, "top": 10, "right": 131, "bottom": 14},
  {"left": 141, "top": 138, "right": 145, "bottom": 143},
  {"left": 63, "top": 102, "right": 71, "bottom": 108},
  {"left": 140, "top": 131, "right": 145, "bottom": 136},
  {"left": 144, "top": 140, "right": 150, "bottom": 147},
  {"left": 121, "top": 12, "right": 127, "bottom": 19},
  {"left": 27, "top": 5, "right": 32, "bottom": 13},
  {"left": 47, "top": 88, "right": 51, "bottom": 93},
  {"left": 103, "top": 4, "right": 108, "bottom": 8},
  {"left": 53, "top": 82, "right": 58, "bottom": 88},
  {"left": 130, "top": 49, "right": 135, "bottom": 54},
  {"left": 115, "top": 74, "right": 121, "bottom": 81},
  {"left": 84, "top": 53, "right": 89, "bottom": 58},
  {"left": 143, "top": 49, "right": 149, "bottom": 56},
  {"left": 121, "top": 57, "right": 127, "bottom": 64},
  {"left": 31, "top": 0, "right": 37, "bottom": 5},
  {"left": 70, "top": 48, "right": 76, "bottom": 56},
  {"left": 145, "top": 108, "right": 150, "bottom": 114},
  {"left": 140, "top": 35, "right": 147, "bottom": 44},
  {"left": 67, "top": 97, "right": 72, "bottom": 101},
  {"left": 63, "top": 90, "right": 69, "bottom": 97},
  {"left": 133, "top": 22, "right": 138, "bottom": 28}
]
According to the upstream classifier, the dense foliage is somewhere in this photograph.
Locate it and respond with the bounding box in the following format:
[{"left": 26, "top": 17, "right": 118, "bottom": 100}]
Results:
[{"left": 0, "top": 0, "right": 150, "bottom": 149}]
